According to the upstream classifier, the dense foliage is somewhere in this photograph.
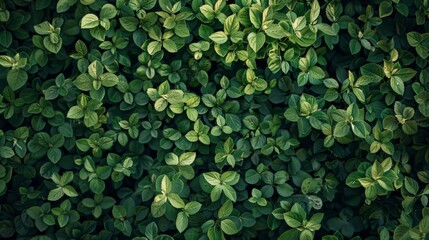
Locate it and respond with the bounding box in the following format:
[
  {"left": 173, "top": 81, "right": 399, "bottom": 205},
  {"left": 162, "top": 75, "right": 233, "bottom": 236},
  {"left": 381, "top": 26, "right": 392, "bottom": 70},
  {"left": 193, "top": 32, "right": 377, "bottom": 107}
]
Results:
[{"left": 1, "top": 0, "right": 429, "bottom": 239}]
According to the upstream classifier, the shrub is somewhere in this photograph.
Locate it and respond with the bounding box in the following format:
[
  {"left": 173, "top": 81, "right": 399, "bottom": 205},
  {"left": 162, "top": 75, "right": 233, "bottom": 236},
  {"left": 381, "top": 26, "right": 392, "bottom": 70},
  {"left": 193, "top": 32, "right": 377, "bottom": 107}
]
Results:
[{"left": 1, "top": 0, "right": 429, "bottom": 239}]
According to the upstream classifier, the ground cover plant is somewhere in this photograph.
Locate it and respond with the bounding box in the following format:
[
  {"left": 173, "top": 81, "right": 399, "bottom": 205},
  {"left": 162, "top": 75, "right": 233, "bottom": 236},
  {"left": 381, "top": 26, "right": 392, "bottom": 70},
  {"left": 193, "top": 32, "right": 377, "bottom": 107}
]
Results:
[{"left": 1, "top": 0, "right": 429, "bottom": 239}]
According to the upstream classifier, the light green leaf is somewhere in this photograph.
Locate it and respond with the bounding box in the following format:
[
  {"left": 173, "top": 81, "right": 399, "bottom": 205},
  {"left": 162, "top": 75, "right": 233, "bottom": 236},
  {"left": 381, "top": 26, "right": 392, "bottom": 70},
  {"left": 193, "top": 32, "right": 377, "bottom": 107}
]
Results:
[
  {"left": 163, "top": 39, "right": 178, "bottom": 53},
  {"left": 220, "top": 219, "right": 239, "bottom": 235},
  {"left": 179, "top": 152, "right": 196, "bottom": 165},
  {"left": 67, "top": 106, "right": 84, "bottom": 119},
  {"left": 351, "top": 121, "right": 367, "bottom": 138},
  {"left": 222, "top": 185, "right": 237, "bottom": 202},
  {"left": 247, "top": 32, "right": 265, "bottom": 53},
  {"left": 209, "top": 31, "right": 228, "bottom": 44},
  {"left": 62, "top": 185, "right": 78, "bottom": 197},
  {"left": 218, "top": 200, "right": 233, "bottom": 218},
  {"left": 284, "top": 212, "right": 302, "bottom": 228},
  {"left": 204, "top": 172, "right": 221, "bottom": 186},
  {"left": 176, "top": 212, "right": 188, "bottom": 233},
  {"left": 168, "top": 193, "right": 185, "bottom": 208},
  {"left": 264, "top": 24, "right": 287, "bottom": 39},
  {"left": 310, "top": 0, "right": 320, "bottom": 23},
  {"left": 34, "top": 21, "right": 52, "bottom": 35},
  {"left": 184, "top": 201, "right": 202, "bottom": 215},
  {"left": 333, "top": 121, "right": 350, "bottom": 138},
  {"left": 119, "top": 17, "right": 139, "bottom": 32},
  {"left": 48, "top": 187, "right": 64, "bottom": 201},
  {"left": 81, "top": 14, "right": 99, "bottom": 29}
]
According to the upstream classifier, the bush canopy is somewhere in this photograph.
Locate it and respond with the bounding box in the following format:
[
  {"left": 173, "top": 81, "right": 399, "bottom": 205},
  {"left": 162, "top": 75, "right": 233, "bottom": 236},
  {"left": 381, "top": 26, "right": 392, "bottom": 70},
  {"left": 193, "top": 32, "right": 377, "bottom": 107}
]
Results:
[{"left": 1, "top": 0, "right": 429, "bottom": 239}]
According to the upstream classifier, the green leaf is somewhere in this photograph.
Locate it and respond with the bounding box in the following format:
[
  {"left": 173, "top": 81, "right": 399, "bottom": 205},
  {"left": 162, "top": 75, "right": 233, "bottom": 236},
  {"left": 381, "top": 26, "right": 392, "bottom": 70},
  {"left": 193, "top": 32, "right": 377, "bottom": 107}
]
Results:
[
  {"left": 349, "top": 39, "right": 361, "bottom": 55},
  {"left": 200, "top": 5, "right": 215, "bottom": 20},
  {"left": 100, "top": 4, "right": 117, "bottom": 19},
  {"left": 279, "top": 229, "right": 300, "bottom": 240},
  {"left": 161, "top": 175, "right": 171, "bottom": 193},
  {"left": 355, "top": 75, "right": 380, "bottom": 86},
  {"left": 204, "top": 172, "right": 221, "bottom": 186},
  {"left": 243, "top": 115, "right": 259, "bottom": 130},
  {"left": 0, "top": 146, "right": 14, "bottom": 158},
  {"left": 47, "top": 148, "right": 61, "bottom": 164},
  {"left": 264, "top": 24, "right": 286, "bottom": 39},
  {"left": 57, "top": 0, "right": 76, "bottom": 13},
  {"left": 57, "top": 214, "right": 69, "bottom": 228},
  {"left": 210, "top": 185, "right": 222, "bottom": 202},
  {"left": 379, "top": 1, "right": 393, "bottom": 18},
  {"left": 74, "top": 74, "right": 92, "bottom": 91},
  {"left": 34, "top": 21, "right": 51, "bottom": 35},
  {"left": 155, "top": 98, "right": 168, "bottom": 112},
  {"left": 390, "top": 76, "right": 404, "bottom": 95},
  {"left": 43, "top": 35, "right": 62, "bottom": 53},
  {"left": 351, "top": 121, "right": 367, "bottom": 138},
  {"left": 185, "top": 130, "right": 198, "bottom": 142},
  {"left": 163, "top": 39, "right": 178, "bottom": 53},
  {"left": 220, "top": 219, "right": 239, "bottom": 235},
  {"left": 284, "top": 212, "right": 302, "bottom": 228},
  {"left": 176, "top": 212, "right": 188, "bottom": 233},
  {"left": 314, "top": 23, "right": 336, "bottom": 36},
  {"left": 404, "top": 177, "right": 419, "bottom": 195},
  {"left": 224, "top": 15, "right": 239, "bottom": 35},
  {"left": 100, "top": 73, "right": 118, "bottom": 87},
  {"left": 0, "top": 55, "right": 14, "bottom": 67},
  {"left": 209, "top": 31, "right": 228, "bottom": 44},
  {"left": 222, "top": 185, "right": 237, "bottom": 202},
  {"left": 179, "top": 152, "right": 196, "bottom": 165},
  {"left": 407, "top": 32, "right": 421, "bottom": 47},
  {"left": 247, "top": 32, "right": 265, "bottom": 53},
  {"left": 218, "top": 200, "right": 233, "bottom": 218},
  {"left": 300, "top": 229, "right": 314, "bottom": 240},
  {"left": 310, "top": 0, "right": 320, "bottom": 23},
  {"left": 84, "top": 111, "right": 98, "bottom": 127},
  {"left": 112, "top": 205, "right": 126, "bottom": 218},
  {"left": 402, "top": 121, "right": 418, "bottom": 135},
  {"left": 346, "top": 172, "right": 364, "bottom": 188},
  {"left": 371, "top": 161, "right": 384, "bottom": 180},
  {"left": 0, "top": 220, "right": 14, "bottom": 238},
  {"left": 199, "top": 134, "right": 211, "bottom": 145},
  {"left": 419, "top": 216, "right": 429, "bottom": 234},
  {"left": 48, "top": 187, "right": 64, "bottom": 201},
  {"left": 333, "top": 121, "right": 350, "bottom": 138},
  {"left": 88, "top": 60, "right": 103, "bottom": 79},
  {"left": 119, "top": 17, "right": 139, "bottom": 32},
  {"left": 249, "top": 8, "right": 262, "bottom": 29},
  {"left": 147, "top": 41, "right": 162, "bottom": 55},
  {"left": 225, "top": 114, "right": 242, "bottom": 132},
  {"left": 168, "top": 193, "right": 185, "bottom": 208},
  {"left": 174, "top": 21, "right": 190, "bottom": 37},
  {"left": 90, "top": 178, "right": 105, "bottom": 194},
  {"left": 184, "top": 201, "right": 202, "bottom": 215},
  {"left": 301, "top": 178, "right": 320, "bottom": 194},
  {"left": 394, "top": 68, "right": 416, "bottom": 82},
  {"left": 81, "top": 14, "right": 99, "bottom": 29},
  {"left": 7, "top": 69, "right": 28, "bottom": 91},
  {"left": 393, "top": 225, "right": 409, "bottom": 240},
  {"left": 165, "top": 153, "right": 179, "bottom": 165},
  {"left": 62, "top": 185, "right": 78, "bottom": 197}
]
